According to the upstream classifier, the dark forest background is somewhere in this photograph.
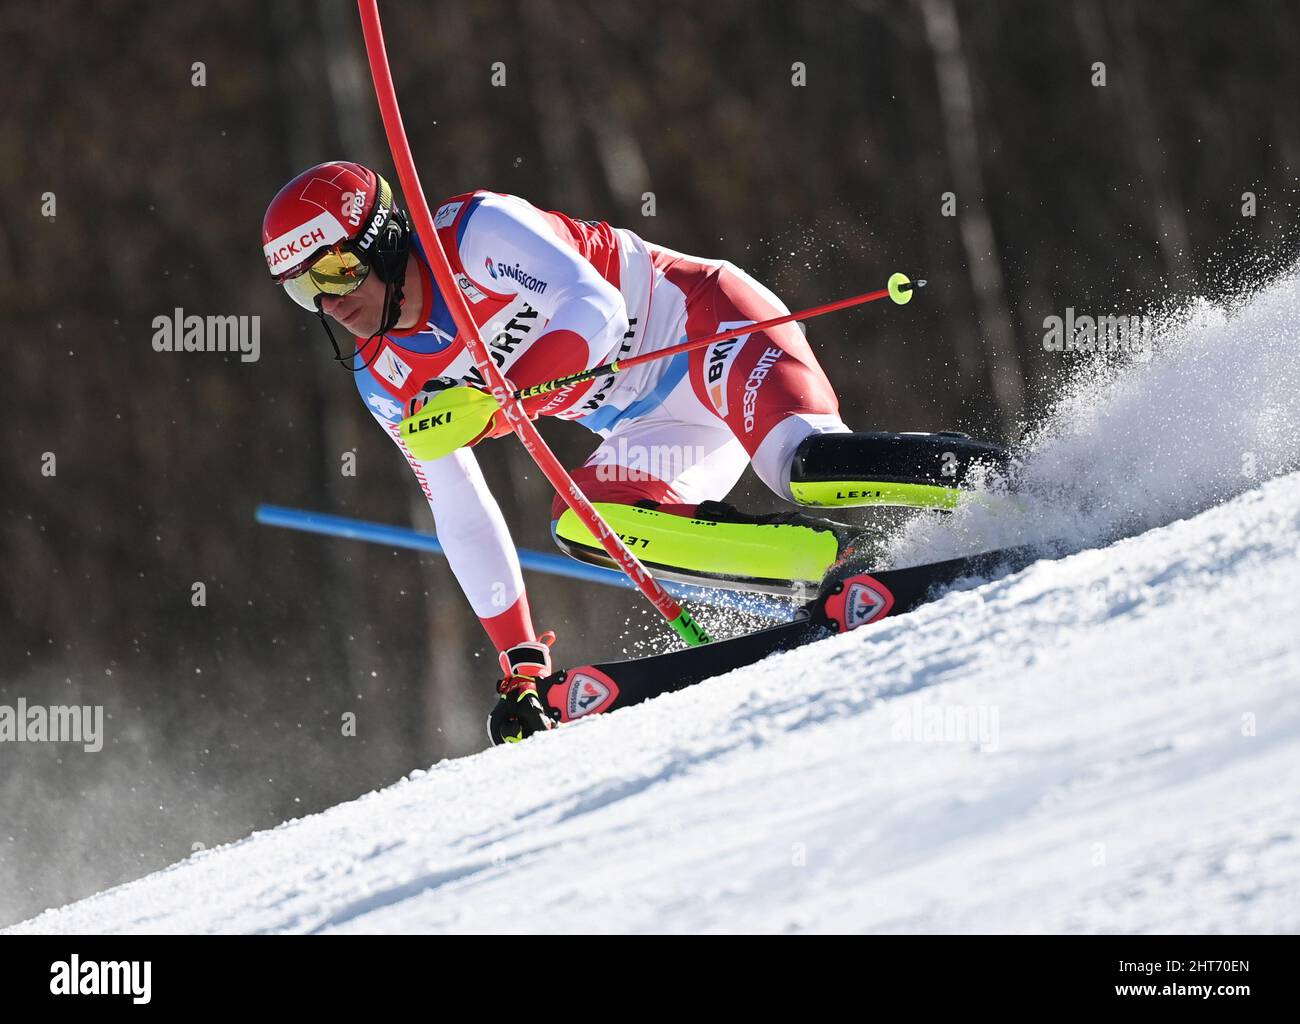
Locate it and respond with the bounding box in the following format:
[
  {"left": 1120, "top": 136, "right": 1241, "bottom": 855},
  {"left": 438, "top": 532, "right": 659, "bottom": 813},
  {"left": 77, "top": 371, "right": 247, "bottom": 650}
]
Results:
[{"left": 1, "top": 0, "right": 1297, "bottom": 927}]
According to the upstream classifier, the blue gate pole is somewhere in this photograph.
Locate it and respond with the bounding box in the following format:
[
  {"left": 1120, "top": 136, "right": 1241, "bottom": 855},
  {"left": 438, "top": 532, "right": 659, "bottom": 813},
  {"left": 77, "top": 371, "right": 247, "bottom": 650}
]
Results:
[{"left": 255, "top": 505, "right": 791, "bottom": 617}]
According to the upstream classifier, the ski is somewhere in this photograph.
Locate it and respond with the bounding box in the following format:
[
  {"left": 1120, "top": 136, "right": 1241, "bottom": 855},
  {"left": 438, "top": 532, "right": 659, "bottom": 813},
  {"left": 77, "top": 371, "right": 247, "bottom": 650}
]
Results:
[{"left": 537, "top": 543, "right": 1044, "bottom": 723}]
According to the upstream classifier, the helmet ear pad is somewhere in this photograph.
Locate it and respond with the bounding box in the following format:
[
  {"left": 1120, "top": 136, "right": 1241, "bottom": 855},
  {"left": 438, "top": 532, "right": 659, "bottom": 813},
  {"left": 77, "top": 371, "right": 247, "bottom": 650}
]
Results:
[
  {"left": 363, "top": 202, "right": 411, "bottom": 338},
  {"left": 367, "top": 205, "right": 411, "bottom": 286}
]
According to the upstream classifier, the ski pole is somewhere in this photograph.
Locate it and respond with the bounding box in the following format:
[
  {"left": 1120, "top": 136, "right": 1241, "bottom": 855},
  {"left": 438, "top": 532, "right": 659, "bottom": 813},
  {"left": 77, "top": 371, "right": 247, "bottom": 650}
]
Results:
[
  {"left": 254, "top": 505, "right": 791, "bottom": 614},
  {"left": 357, "top": 0, "right": 711, "bottom": 647},
  {"left": 392, "top": 275, "right": 927, "bottom": 463},
  {"left": 515, "top": 275, "right": 925, "bottom": 400}
]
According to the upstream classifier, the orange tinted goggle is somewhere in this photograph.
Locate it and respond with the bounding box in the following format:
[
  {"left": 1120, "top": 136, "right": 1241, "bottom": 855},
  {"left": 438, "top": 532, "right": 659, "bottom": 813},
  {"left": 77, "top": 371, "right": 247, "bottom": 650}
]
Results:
[{"left": 280, "top": 245, "right": 371, "bottom": 311}]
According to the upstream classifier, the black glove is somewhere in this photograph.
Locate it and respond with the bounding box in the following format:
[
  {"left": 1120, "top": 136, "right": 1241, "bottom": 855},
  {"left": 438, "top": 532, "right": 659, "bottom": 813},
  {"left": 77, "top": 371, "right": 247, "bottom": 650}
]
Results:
[{"left": 487, "top": 634, "right": 559, "bottom": 745}]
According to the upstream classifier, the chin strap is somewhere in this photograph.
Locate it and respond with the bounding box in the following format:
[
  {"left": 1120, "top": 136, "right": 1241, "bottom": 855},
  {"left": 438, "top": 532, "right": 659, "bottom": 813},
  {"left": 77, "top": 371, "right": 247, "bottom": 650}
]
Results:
[
  {"left": 316, "top": 207, "right": 412, "bottom": 374},
  {"left": 314, "top": 298, "right": 388, "bottom": 373}
]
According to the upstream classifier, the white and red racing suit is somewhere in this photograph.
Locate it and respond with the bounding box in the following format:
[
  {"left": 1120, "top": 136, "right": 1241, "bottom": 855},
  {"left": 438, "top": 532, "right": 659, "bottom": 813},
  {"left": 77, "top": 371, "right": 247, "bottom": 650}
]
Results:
[{"left": 352, "top": 191, "right": 847, "bottom": 653}]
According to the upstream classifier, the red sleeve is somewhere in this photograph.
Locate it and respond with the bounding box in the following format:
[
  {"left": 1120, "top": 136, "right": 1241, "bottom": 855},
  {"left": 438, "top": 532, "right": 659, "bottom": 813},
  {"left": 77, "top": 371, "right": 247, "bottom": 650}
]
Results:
[{"left": 509, "top": 329, "right": 590, "bottom": 417}]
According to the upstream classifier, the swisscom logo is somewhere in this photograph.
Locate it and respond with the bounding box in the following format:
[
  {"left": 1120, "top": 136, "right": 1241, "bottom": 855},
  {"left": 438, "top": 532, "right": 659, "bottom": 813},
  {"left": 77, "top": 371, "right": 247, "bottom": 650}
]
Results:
[{"left": 484, "top": 257, "right": 549, "bottom": 295}]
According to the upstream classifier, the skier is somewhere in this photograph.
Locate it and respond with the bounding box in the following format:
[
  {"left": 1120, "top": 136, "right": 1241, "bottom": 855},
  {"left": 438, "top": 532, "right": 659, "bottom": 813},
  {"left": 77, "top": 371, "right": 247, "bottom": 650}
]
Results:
[{"left": 261, "top": 161, "right": 999, "bottom": 742}]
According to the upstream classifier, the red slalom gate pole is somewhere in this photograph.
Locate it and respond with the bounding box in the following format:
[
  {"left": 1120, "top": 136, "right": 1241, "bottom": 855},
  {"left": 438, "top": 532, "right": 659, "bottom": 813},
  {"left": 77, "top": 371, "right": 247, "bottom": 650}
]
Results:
[{"left": 356, "top": 1, "right": 710, "bottom": 646}]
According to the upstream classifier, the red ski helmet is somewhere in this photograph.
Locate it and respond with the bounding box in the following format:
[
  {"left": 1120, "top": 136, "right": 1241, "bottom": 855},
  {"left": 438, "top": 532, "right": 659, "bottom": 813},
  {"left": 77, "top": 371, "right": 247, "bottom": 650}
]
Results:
[{"left": 261, "top": 160, "right": 408, "bottom": 312}]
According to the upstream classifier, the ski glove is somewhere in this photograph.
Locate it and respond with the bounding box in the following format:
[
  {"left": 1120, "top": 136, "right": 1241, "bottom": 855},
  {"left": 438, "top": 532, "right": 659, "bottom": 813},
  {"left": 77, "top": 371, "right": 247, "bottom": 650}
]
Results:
[
  {"left": 487, "top": 632, "right": 559, "bottom": 745},
  {"left": 471, "top": 403, "right": 536, "bottom": 446}
]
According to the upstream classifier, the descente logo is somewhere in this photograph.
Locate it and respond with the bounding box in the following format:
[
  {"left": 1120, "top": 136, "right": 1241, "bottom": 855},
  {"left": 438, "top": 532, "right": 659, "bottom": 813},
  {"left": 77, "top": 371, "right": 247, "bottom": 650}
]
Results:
[
  {"left": 50, "top": 955, "right": 151, "bottom": 1004},
  {"left": 741, "top": 346, "right": 782, "bottom": 432}
]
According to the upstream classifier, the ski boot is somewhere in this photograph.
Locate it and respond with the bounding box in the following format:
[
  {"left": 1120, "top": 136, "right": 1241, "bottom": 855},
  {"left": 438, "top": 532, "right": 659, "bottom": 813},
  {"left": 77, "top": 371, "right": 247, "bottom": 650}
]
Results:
[{"left": 788, "top": 430, "right": 1013, "bottom": 510}]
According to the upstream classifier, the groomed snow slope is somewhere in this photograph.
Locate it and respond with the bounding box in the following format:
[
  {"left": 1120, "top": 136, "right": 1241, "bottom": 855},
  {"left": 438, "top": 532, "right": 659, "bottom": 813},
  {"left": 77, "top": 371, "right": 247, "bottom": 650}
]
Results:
[
  {"left": 12, "top": 272, "right": 1300, "bottom": 935},
  {"left": 11, "top": 470, "right": 1300, "bottom": 934}
]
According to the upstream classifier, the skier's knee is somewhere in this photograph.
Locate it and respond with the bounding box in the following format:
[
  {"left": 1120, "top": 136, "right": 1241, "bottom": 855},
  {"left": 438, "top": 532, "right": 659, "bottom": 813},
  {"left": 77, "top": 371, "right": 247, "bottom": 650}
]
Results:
[{"left": 751, "top": 414, "right": 851, "bottom": 500}]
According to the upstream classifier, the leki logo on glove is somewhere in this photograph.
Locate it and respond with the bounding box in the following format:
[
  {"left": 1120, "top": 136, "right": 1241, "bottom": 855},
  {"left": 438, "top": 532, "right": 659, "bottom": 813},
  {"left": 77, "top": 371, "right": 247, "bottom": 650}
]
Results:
[{"left": 403, "top": 409, "right": 454, "bottom": 433}]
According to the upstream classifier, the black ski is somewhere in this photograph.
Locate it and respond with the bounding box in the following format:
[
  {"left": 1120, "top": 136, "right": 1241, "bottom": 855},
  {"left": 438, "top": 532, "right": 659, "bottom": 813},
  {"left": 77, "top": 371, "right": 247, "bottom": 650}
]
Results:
[{"left": 537, "top": 543, "right": 1043, "bottom": 723}]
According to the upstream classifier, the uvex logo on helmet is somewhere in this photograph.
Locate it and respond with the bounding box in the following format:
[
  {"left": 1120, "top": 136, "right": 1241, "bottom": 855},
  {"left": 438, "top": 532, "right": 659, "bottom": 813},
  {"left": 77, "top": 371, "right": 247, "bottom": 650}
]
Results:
[
  {"left": 340, "top": 189, "right": 367, "bottom": 228},
  {"left": 357, "top": 200, "right": 390, "bottom": 252}
]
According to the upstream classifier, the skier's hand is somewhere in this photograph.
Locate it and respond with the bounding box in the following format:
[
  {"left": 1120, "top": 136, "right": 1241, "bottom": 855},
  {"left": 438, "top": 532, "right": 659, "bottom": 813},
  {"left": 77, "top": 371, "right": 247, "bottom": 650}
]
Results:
[
  {"left": 468, "top": 401, "right": 538, "bottom": 446},
  {"left": 487, "top": 632, "right": 559, "bottom": 745},
  {"left": 489, "top": 678, "right": 553, "bottom": 745},
  {"left": 400, "top": 379, "right": 507, "bottom": 459}
]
